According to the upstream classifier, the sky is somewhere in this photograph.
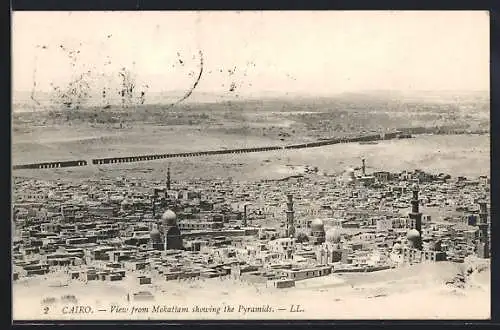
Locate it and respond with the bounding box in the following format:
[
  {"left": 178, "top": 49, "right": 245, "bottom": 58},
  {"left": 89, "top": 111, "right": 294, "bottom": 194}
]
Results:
[{"left": 12, "top": 11, "right": 490, "bottom": 98}]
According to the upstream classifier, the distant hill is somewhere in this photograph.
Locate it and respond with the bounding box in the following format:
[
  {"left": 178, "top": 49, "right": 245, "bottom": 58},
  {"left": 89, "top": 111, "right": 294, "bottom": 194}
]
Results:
[
  {"left": 332, "top": 90, "right": 489, "bottom": 103},
  {"left": 12, "top": 89, "right": 489, "bottom": 113}
]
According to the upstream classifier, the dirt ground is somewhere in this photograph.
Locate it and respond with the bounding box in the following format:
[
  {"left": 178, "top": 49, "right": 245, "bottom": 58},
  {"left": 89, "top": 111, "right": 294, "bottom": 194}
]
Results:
[
  {"left": 12, "top": 134, "right": 490, "bottom": 182},
  {"left": 13, "top": 260, "right": 490, "bottom": 320}
]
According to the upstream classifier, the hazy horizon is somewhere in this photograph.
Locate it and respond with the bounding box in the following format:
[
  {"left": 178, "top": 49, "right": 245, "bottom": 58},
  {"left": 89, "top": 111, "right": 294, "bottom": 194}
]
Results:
[{"left": 12, "top": 88, "right": 490, "bottom": 107}]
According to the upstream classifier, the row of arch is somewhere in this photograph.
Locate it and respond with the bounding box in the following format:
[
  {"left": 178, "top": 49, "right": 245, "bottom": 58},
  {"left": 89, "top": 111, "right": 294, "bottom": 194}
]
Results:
[
  {"left": 284, "top": 133, "right": 383, "bottom": 150},
  {"left": 91, "top": 146, "right": 286, "bottom": 164},
  {"left": 13, "top": 160, "right": 88, "bottom": 170},
  {"left": 13, "top": 132, "right": 401, "bottom": 170}
]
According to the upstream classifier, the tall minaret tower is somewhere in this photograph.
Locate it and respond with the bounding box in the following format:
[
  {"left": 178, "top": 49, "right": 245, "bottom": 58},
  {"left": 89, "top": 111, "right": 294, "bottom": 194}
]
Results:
[
  {"left": 361, "top": 158, "right": 366, "bottom": 176},
  {"left": 152, "top": 188, "right": 160, "bottom": 219},
  {"left": 477, "top": 201, "right": 490, "bottom": 258},
  {"left": 408, "top": 184, "right": 423, "bottom": 250},
  {"left": 152, "top": 192, "right": 156, "bottom": 219},
  {"left": 285, "top": 194, "right": 296, "bottom": 237},
  {"left": 167, "top": 166, "right": 171, "bottom": 190},
  {"left": 243, "top": 204, "right": 248, "bottom": 227}
]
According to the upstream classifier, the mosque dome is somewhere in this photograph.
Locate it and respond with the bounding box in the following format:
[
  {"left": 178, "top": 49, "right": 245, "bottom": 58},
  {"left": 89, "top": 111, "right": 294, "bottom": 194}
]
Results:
[
  {"left": 325, "top": 228, "right": 341, "bottom": 243},
  {"left": 121, "top": 198, "right": 131, "bottom": 206},
  {"left": 162, "top": 209, "right": 177, "bottom": 226},
  {"left": 406, "top": 229, "right": 420, "bottom": 242},
  {"left": 392, "top": 243, "right": 402, "bottom": 251},
  {"left": 150, "top": 228, "right": 161, "bottom": 242},
  {"left": 310, "top": 219, "right": 325, "bottom": 232}
]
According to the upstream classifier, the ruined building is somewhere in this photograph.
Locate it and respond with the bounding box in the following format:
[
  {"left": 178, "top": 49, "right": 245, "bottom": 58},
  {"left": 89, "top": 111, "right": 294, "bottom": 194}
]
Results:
[{"left": 149, "top": 209, "right": 183, "bottom": 251}]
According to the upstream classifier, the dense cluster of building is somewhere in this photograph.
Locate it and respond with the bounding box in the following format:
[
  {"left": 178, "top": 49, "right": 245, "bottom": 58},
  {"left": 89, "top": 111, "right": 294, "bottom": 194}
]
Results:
[{"left": 12, "top": 162, "right": 490, "bottom": 291}]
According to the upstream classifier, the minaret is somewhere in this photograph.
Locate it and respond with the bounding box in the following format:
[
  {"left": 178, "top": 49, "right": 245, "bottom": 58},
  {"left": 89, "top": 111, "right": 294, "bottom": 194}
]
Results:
[
  {"left": 152, "top": 188, "right": 159, "bottom": 219},
  {"left": 243, "top": 204, "right": 248, "bottom": 227},
  {"left": 361, "top": 158, "right": 366, "bottom": 176},
  {"left": 408, "top": 185, "right": 423, "bottom": 250},
  {"left": 285, "top": 194, "right": 296, "bottom": 237},
  {"left": 167, "top": 167, "right": 171, "bottom": 190},
  {"left": 152, "top": 197, "right": 156, "bottom": 219},
  {"left": 153, "top": 190, "right": 158, "bottom": 219},
  {"left": 477, "top": 201, "right": 490, "bottom": 258}
]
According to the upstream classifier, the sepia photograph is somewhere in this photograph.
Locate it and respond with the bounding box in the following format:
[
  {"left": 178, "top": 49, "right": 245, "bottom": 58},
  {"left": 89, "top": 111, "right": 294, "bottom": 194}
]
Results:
[{"left": 11, "top": 11, "right": 490, "bottom": 320}]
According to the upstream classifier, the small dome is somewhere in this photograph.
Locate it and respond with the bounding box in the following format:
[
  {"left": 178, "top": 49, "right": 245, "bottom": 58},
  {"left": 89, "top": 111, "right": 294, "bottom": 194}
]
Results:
[
  {"left": 150, "top": 228, "right": 161, "bottom": 242},
  {"left": 121, "top": 198, "right": 130, "bottom": 206},
  {"left": 406, "top": 229, "right": 420, "bottom": 242},
  {"left": 162, "top": 209, "right": 177, "bottom": 226},
  {"left": 310, "top": 219, "right": 325, "bottom": 231},
  {"left": 325, "top": 228, "right": 341, "bottom": 243}
]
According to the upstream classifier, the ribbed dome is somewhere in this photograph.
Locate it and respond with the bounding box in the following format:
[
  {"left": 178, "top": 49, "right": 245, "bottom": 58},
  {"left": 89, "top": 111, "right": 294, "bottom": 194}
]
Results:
[
  {"left": 311, "top": 219, "right": 325, "bottom": 231},
  {"left": 406, "top": 229, "right": 420, "bottom": 242},
  {"left": 162, "top": 209, "right": 177, "bottom": 226},
  {"left": 325, "top": 228, "right": 341, "bottom": 243}
]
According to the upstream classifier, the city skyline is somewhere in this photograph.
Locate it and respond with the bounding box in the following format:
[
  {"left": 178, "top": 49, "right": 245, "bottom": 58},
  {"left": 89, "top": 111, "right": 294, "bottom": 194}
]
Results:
[{"left": 11, "top": 9, "right": 491, "bottom": 322}]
